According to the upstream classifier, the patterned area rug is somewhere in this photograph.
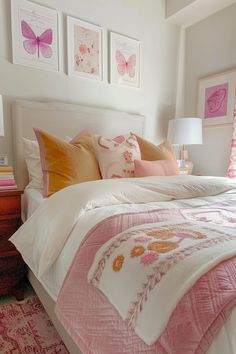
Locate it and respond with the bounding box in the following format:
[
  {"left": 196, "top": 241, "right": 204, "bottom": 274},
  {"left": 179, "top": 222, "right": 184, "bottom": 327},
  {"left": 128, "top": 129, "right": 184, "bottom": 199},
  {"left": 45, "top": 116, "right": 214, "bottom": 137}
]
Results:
[{"left": 0, "top": 296, "right": 68, "bottom": 353}]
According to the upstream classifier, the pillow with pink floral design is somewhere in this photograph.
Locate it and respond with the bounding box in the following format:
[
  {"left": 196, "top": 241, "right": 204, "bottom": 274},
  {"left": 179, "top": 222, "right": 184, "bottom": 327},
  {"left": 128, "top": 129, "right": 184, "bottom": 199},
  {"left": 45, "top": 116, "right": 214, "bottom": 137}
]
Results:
[{"left": 93, "top": 134, "right": 141, "bottom": 179}]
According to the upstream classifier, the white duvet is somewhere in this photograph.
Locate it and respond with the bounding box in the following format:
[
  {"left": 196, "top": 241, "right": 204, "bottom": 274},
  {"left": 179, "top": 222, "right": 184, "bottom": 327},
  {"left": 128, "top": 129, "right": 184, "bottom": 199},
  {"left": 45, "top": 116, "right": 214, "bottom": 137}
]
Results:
[
  {"left": 11, "top": 175, "right": 236, "bottom": 278},
  {"left": 10, "top": 175, "right": 236, "bottom": 353}
]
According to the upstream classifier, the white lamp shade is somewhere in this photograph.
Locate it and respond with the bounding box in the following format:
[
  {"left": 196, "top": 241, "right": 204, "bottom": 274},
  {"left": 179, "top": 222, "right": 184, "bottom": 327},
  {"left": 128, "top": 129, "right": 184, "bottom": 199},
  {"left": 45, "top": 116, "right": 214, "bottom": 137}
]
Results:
[
  {"left": 167, "top": 117, "right": 202, "bottom": 145},
  {"left": 0, "top": 95, "right": 4, "bottom": 137}
]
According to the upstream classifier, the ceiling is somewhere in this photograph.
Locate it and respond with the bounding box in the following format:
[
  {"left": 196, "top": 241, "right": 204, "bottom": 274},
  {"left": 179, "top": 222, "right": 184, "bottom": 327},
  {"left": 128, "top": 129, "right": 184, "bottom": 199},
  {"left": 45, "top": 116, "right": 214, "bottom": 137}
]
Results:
[{"left": 166, "top": 0, "right": 236, "bottom": 27}]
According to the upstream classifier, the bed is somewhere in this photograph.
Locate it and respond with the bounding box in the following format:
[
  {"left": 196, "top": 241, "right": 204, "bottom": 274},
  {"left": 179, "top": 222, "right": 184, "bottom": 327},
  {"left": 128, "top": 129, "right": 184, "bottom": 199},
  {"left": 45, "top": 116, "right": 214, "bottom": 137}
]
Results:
[{"left": 10, "top": 100, "right": 236, "bottom": 354}]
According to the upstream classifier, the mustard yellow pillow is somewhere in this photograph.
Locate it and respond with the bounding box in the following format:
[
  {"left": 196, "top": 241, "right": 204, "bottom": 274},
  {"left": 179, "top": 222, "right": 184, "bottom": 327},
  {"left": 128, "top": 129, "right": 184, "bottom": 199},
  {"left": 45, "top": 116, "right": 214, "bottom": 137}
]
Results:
[
  {"left": 132, "top": 134, "right": 176, "bottom": 161},
  {"left": 34, "top": 129, "right": 101, "bottom": 197}
]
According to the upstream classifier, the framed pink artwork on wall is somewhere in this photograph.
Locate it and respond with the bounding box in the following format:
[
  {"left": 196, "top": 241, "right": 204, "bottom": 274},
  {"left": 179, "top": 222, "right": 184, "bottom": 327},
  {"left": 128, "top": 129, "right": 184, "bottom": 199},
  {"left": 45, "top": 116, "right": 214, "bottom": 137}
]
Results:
[
  {"left": 197, "top": 69, "right": 236, "bottom": 126},
  {"left": 67, "top": 16, "right": 103, "bottom": 81},
  {"left": 11, "top": 0, "right": 59, "bottom": 72},
  {"left": 109, "top": 32, "right": 141, "bottom": 88}
]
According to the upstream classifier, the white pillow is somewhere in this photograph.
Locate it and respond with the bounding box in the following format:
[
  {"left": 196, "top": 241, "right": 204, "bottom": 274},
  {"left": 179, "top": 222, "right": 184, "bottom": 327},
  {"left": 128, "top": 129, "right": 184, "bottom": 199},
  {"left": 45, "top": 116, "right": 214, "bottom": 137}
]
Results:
[{"left": 22, "top": 138, "right": 43, "bottom": 189}]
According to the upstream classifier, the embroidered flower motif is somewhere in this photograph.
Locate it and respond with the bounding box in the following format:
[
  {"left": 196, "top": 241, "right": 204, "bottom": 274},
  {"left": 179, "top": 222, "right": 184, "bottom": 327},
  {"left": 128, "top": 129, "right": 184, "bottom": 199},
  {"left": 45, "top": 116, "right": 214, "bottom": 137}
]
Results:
[
  {"left": 147, "top": 227, "right": 206, "bottom": 242},
  {"left": 175, "top": 230, "right": 205, "bottom": 241},
  {"left": 113, "top": 255, "right": 124, "bottom": 272},
  {"left": 134, "top": 236, "right": 150, "bottom": 243},
  {"left": 148, "top": 241, "right": 178, "bottom": 253},
  {"left": 130, "top": 246, "right": 145, "bottom": 258},
  {"left": 123, "top": 150, "right": 134, "bottom": 163},
  {"left": 146, "top": 229, "right": 176, "bottom": 240},
  {"left": 140, "top": 252, "right": 158, "bottom": 265}
]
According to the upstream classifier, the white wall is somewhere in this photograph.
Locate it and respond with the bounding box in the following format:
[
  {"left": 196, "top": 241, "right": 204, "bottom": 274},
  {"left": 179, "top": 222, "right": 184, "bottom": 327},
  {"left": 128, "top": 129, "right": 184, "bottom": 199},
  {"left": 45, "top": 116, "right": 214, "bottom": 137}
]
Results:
[
  {"left": 184, "top": 3, "right": 236, "bottom": 176},
  {"left": 0, "top": 0, "right": 180, "bottom": 168}
]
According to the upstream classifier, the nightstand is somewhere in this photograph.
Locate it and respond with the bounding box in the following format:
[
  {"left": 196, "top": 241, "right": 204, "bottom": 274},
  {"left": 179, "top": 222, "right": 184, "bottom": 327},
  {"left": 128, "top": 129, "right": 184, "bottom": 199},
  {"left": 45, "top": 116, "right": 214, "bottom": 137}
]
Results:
[{"left": 0, "top": 189, "right": 25, "bottom": 300}]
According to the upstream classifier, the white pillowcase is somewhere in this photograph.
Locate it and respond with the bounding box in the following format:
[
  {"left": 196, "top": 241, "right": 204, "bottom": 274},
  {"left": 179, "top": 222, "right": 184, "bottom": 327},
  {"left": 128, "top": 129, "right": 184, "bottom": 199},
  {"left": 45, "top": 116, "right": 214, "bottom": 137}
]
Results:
[{"left": 22, "top": 138, "right": 43, "bottom": 189}]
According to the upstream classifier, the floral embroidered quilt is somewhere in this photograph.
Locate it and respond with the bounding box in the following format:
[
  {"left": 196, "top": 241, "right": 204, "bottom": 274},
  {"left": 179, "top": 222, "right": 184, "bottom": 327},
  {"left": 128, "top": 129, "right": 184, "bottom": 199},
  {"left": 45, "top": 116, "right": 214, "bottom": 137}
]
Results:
[{"left": 88, "top": 219, "right": 236, "bottom": 345}]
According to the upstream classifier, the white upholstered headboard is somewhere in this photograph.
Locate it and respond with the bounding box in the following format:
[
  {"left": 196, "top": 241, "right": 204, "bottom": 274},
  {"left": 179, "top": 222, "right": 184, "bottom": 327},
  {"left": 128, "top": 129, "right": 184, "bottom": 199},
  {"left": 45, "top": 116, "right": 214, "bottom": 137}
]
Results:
[{"left": 12, "top": 100, "right": 145, "bottom": 189}]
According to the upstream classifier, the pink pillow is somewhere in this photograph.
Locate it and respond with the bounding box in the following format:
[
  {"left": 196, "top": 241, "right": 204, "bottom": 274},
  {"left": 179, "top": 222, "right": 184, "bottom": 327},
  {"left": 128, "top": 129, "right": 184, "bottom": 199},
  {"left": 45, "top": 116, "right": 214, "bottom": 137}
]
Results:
[
  {"left": 94, "top": 134, "right": 141, "bottom": 179},
  {"left": 134, "top": 159, "right": 179, "bottom": 177}
]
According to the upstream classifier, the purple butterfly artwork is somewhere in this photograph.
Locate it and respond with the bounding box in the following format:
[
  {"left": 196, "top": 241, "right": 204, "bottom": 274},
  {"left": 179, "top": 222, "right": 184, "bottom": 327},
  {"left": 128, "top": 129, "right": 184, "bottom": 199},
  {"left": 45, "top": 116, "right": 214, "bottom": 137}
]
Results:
[
  {"left": 204, "top": 82, "right": 228, "bottom": 119},
  {"left": 21, "top": 20, "right": 53, "bottom": 59}
]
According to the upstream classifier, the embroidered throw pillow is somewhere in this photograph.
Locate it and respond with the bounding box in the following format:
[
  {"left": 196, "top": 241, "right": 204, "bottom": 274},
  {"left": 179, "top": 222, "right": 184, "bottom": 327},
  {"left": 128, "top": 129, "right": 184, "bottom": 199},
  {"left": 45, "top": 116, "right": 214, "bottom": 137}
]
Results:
[
  {"left": 131, "top": 133, "right": 176, "bottom": 161},
  {"left": 94, "top": 134, "right": 141, "bottom": 179},
  {"left": 134, "top": 159, "right": 179, "bottom": 177}
]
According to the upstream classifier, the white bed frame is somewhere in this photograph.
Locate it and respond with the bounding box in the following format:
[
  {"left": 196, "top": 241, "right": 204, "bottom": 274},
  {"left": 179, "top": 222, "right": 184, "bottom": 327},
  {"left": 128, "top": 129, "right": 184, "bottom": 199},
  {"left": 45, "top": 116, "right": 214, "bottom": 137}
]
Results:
[{"left": 12, "top": 99, "right": 145, "bottom": 354}]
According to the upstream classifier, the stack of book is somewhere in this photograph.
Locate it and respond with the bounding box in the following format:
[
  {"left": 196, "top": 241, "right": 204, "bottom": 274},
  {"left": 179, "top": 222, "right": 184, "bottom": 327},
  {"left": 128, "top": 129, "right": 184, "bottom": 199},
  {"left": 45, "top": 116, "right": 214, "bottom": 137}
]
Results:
[{"left": 0, "top": 166, "right": 17, "bottom": 190}]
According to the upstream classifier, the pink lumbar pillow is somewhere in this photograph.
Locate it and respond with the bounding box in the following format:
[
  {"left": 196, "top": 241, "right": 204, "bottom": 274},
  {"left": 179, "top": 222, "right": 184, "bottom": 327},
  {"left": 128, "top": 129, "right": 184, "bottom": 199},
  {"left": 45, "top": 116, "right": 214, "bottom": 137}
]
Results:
[
  {"left": 94, "top": 134, "right": 141, "bottom": 179},
  {"left": 134, "top": 159, "right": 179, "bottom": 177}
]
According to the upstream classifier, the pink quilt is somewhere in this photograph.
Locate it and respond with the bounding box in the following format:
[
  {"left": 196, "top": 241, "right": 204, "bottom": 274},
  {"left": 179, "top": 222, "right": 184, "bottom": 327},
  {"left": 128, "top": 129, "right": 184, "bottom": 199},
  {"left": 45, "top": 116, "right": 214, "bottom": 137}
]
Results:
[{"left": 55, "top": 201, "right": 236, "bottom": 354}]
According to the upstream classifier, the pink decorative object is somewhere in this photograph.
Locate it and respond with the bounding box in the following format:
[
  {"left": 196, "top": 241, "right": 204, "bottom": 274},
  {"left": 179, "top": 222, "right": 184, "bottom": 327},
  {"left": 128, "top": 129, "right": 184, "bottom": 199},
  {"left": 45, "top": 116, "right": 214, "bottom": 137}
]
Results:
[
  {"left": 204, "top": 83, "right": 228, "bottom": 119},
  {"left": 227, "top": 103, "right": 236, "bottom": 178},
  {"left": 197, "top": 70, "right": 236, "bottom": 126},
  {"left": 21, "top": 20, "right": 53, "bottom": 59},
  {"left": 134, "top": 159, "right": 179, "bottom": 177},
  {"left": 11, "top": 0, "right": 59, "bottom": 72},
  {"left": 140, "top": 252, "right": 158, "bottom": 265},
  {"left": 0, "top": 297, "right": 68, "bottom": 353},
  {"left": 94, "top": 134, "right": 141, "bottom": 179},
  {"left": 134, "top": 236, "right": 150, "bottom": 243},
  {"left": 116, "top": 50, "right": 136, "bottom": 78},
  {"left": 110, "top": 32, "right": 140, "bottom": 88}
]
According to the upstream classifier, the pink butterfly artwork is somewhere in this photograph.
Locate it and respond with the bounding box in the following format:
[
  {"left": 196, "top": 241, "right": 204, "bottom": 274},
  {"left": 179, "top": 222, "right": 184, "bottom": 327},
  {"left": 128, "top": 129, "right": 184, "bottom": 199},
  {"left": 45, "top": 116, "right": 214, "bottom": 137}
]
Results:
[
  {"left": 21, "top": 20, "right": 53, "bottom": 59},
  {"left": 205, "top": 83, "right": 228, "bottom": 119},
  {"left": 116, "top": 50, "right": 136, "bottom": 78}
]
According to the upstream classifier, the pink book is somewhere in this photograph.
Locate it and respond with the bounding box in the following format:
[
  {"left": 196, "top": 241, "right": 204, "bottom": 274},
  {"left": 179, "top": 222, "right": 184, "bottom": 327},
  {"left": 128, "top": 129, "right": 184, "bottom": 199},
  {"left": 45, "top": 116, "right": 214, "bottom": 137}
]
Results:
[
  {"left": 0, "top": 179, "right": 16, "bottom": 186},
  {"left": 0, "top": 184, "right": 18, "bottom": 190}
]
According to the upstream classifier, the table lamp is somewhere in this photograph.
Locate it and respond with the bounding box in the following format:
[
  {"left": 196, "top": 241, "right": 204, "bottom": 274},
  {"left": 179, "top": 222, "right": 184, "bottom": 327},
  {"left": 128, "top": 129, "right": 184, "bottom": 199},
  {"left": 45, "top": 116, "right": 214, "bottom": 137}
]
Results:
[{"left": 167, "top": 117, "right": 202, "bottom": 174}]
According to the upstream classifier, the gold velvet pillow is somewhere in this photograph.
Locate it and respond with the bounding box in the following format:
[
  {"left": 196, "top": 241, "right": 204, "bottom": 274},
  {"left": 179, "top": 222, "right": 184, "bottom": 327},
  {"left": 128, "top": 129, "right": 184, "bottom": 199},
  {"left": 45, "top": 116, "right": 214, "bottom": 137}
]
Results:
[
  {"left": 132, "top": 134, "right": 176, "bottom": 161},
  {"left": 34, "top": 129, "right": 101, "bottom": 197}
]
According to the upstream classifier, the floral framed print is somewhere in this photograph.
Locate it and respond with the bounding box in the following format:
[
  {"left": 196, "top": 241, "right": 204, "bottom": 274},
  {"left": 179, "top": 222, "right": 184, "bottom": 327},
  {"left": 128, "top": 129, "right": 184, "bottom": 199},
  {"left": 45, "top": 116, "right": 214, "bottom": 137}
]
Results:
[
  {"left": 67, "top": 16, "right": 103, "bottom": 81},
  {"left": 110, "top": 32, "right": 141, "bottom": 88},
  {"left": 197, "top": 69, "right": 236, "bottom": 126},
  {"left": 11, "top": 0, "right": 59, "bottom": 72}
]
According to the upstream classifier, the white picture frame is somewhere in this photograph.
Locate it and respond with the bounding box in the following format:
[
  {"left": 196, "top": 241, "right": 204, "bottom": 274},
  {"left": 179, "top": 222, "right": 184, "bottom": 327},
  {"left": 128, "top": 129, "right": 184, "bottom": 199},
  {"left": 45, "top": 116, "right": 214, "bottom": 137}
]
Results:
[
  {"left": 11, "top": 0, "right": 59, "bottom": 72},
  {"left": 110, "top": 32, "right": 141, "bottom": 88},
  {"left": 67, "top": 16, "right": 103, "bottom": 81},
  {"left": 197, "top": 69, "right": 236, "bottom": 127}
]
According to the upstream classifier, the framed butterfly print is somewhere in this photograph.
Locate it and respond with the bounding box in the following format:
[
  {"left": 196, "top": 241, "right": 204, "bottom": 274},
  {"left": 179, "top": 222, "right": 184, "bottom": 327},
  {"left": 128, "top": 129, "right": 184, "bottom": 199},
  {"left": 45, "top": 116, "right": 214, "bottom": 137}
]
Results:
[
  {"left": 197, "top": 69, "right": 236, "bottom": 126},
  {"left": 110, "top": 32, "right": 141, "bottom": 88},
  {"left": 11, "top": 0, "right": 59, "bottom": 72},
  {"left": 67, "top": 16, "right": 103, "bottom": 81}
]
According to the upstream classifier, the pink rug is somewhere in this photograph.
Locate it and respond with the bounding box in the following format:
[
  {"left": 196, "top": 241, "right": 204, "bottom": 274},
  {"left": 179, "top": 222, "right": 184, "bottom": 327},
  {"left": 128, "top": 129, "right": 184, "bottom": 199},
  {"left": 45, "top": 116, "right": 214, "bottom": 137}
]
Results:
[{"left": 0, "top": 296, "right": 69, "bottom": 353}]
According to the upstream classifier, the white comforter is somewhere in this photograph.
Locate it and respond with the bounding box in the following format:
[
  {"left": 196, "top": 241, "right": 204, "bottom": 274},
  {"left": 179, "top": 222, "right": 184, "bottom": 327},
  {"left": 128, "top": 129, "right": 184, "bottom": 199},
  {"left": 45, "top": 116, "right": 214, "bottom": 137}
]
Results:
[{"left": 11, "top": 175, "right": 236, "bottom": 279}]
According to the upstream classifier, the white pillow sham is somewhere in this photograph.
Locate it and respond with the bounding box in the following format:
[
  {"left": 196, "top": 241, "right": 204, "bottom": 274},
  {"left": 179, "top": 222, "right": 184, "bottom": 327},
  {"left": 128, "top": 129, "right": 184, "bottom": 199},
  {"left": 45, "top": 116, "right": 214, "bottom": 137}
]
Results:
[{"left": 22, "top": 137, "right": 43, "bottom": 189}]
